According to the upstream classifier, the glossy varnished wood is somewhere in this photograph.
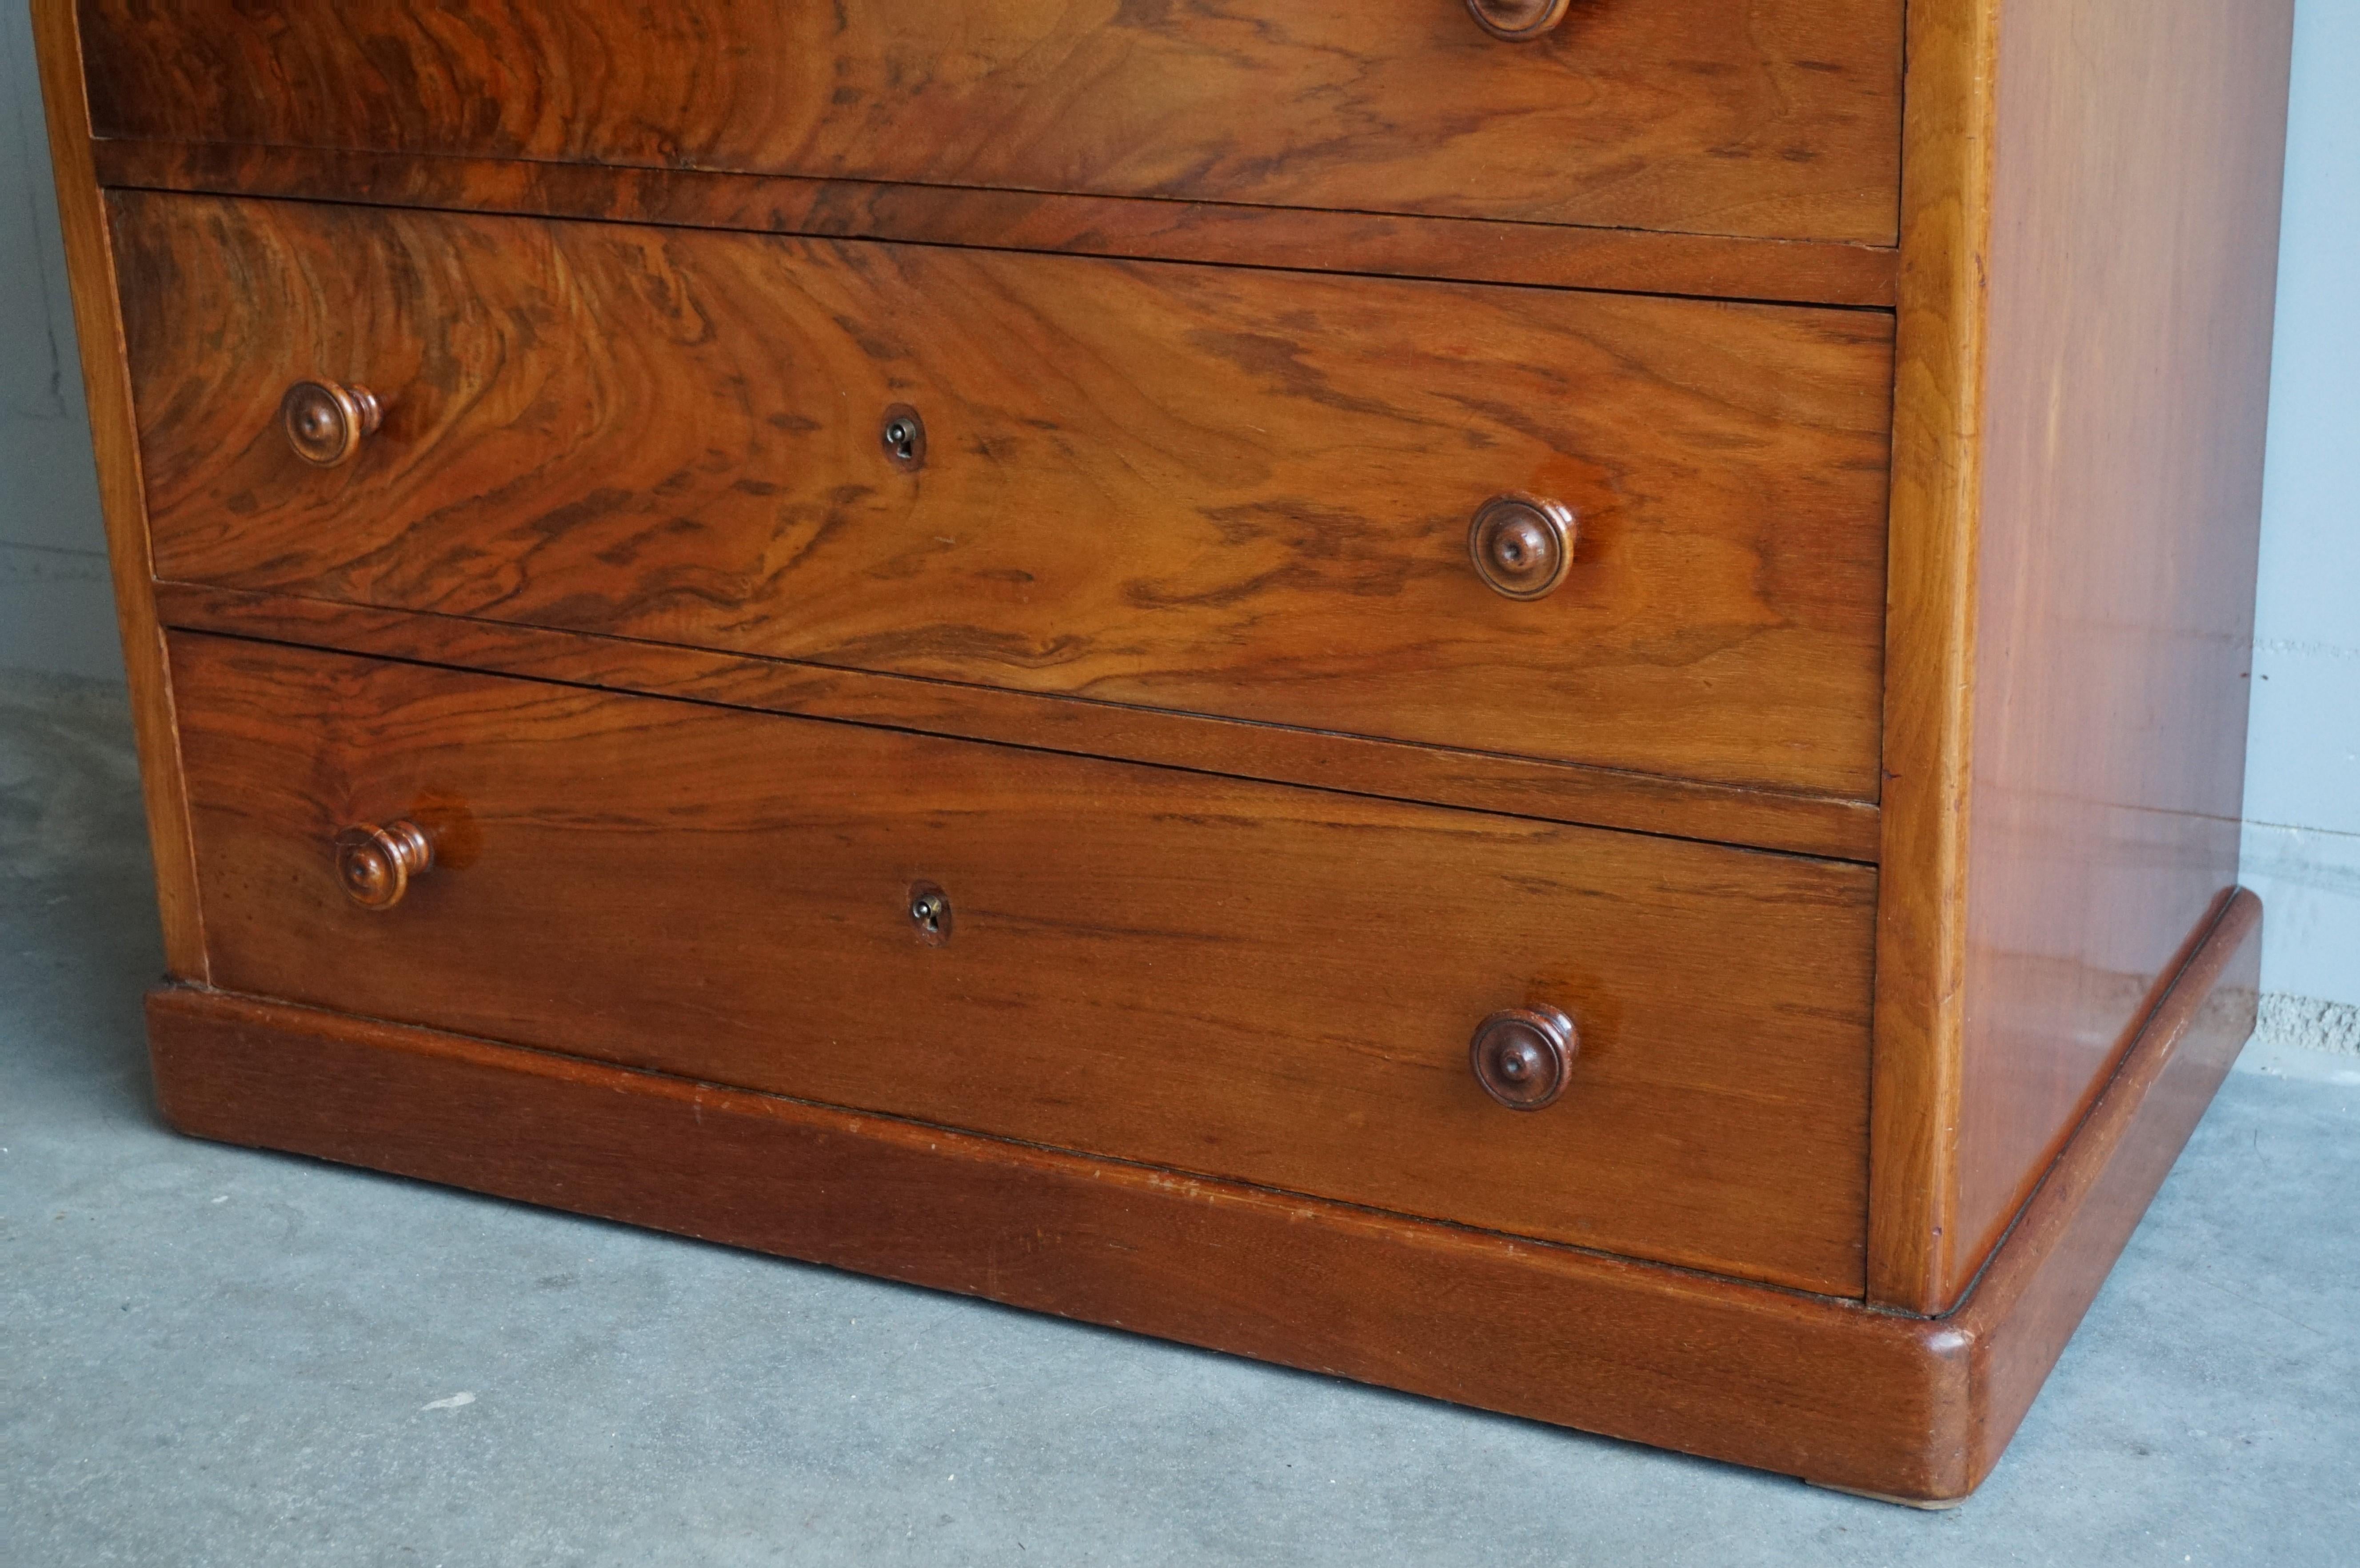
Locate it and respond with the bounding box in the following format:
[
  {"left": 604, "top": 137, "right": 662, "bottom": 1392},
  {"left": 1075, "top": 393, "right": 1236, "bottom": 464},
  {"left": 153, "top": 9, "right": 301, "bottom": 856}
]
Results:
[
  {"left": 28, "top": 0, "right": 205, "bottom": 978},
  {"left": 76, "top": 0, "right": 1904, "bottom": 244},
  {"left": 90, "top": 142, "right": 1903, "bottom": 311},
  {"left": 118, "top": 193, "right": 1895, "bottom": 799},
  {"left": 1956, "top": 891, "right": 2260, "bottom": 1478},
  {"left": 148, "top": 987, "right": 1957, "bottom": 1495},
  {"left": 140, "top": 888, "right": 2260, "bottom": 1504},
  {"left": 1942, "top": 0, "right": 2294, "bottom": 1304},
  {"left": 152, "top": 584, "right": 1885, "bottom": 864},
  {"left": 168, "top": 633, "right": 1878, "bottom": 1293},
  {"left": 1871, "top": 0, "right": 2292, "bottom": 1311},
  {"left": 36, "top": 0, "right": 2292, "bottom": 1499},
  {"left": 1867, "top": 0, "right": 1999, "bottom": 1311}
]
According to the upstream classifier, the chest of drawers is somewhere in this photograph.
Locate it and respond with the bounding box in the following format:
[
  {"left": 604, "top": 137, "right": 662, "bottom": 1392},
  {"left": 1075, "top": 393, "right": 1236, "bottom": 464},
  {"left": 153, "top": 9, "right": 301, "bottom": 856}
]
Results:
[{"left": 34, "top": 0, "right": 2290, "bottom": 1504}]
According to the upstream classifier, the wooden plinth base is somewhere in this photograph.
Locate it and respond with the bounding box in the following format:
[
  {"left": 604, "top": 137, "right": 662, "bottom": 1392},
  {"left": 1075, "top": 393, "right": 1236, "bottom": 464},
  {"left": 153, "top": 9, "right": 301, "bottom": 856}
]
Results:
[{"left": 144, "top": 891, "right": 2260, "bottom": 1504}]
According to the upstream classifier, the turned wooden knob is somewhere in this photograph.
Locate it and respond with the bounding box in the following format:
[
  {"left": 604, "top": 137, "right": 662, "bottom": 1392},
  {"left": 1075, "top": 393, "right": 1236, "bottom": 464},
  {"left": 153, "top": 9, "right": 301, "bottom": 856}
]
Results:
[
  {"left": 1465, "top": 0, "right": 1572, "bottom": 41},
  {"left": 281, "top": 379, "right": 382, "bottom": 467},
  {"left": 1468, "top": 493, "right": 1576, "bottom": 599},
  {"left": 334, "top": 820, "right": 435, "bottom": 910},
  {"left": 1470, "top": 1006, "right": 1579, "bottom": 1110}
]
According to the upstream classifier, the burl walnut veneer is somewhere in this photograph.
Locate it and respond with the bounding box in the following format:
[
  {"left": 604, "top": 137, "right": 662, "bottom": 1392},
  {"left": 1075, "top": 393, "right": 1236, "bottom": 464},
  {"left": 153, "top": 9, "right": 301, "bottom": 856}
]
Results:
[{"left": 34, "top": 0, "right": 2291, "bottom": 1504}]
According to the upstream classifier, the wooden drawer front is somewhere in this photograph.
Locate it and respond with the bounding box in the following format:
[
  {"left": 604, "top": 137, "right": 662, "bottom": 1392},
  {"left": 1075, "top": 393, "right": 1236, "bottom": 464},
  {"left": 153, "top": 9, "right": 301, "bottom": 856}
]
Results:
[
  {"left": 122, "top": 194, "right": 1892, "bottom": 801},
  {"left": 171, "top": 634, "right": 1875, "bottom": 1294},
  {"left": 80, "top": 0, "right": 1902, "bottom": 246}
]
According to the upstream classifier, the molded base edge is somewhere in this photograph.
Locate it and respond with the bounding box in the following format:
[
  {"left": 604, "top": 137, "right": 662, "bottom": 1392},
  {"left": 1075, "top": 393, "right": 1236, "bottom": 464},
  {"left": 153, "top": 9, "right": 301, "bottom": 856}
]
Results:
[{"left": 142, "top": 891, "right": 2260, "bottom": 1504}]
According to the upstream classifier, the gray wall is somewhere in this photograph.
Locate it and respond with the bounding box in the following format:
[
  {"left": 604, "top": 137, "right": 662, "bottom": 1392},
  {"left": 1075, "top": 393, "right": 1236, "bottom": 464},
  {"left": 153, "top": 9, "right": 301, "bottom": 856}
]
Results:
[
  {"left": 0, "top": 0, "right": 115, "bottom": 681},
  {"left": 2242, "top": 0, "right": 2360, "bottom": 1056},
  {"left": 0, "top": 2, "right": 2351, "bottom": 1051}
]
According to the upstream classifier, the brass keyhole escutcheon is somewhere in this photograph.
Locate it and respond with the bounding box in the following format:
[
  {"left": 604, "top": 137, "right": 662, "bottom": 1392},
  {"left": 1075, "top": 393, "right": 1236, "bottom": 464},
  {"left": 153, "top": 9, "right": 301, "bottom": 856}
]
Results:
[
  {"left": 908, "top": 880, "right": 952, "bottom": 946},
  {"left": 1467, "top": 493, "right": 1577, "bottom": 600},
  {"left": 881, "top": 405, "right": 926, "bottom": 471}
]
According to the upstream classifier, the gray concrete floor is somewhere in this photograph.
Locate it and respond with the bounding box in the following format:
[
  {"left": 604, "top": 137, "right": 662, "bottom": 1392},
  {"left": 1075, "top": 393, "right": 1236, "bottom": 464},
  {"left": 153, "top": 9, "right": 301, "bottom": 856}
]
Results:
[{"left": 4, "top": 669, "right": 2356, "bottom": 1568}]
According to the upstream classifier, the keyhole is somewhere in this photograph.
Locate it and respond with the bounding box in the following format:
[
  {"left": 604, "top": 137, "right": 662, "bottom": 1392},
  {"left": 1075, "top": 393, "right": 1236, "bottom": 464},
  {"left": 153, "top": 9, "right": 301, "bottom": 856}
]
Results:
[
  {"left": 907, "top": 880, "right": 952, "bottom": 946},
  {"left": 880, "top": 405, "right": 926, "bottom": 471}
]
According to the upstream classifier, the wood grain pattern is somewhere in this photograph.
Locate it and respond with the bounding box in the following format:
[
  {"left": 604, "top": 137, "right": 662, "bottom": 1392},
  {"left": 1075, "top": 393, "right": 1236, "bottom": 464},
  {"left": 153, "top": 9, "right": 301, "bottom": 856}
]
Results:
[
  {"left": 49, "top": 0, "right": 2291, "bottom": 1495},
  {"left": 1941, "top": 0, "right": 2294, "bottom": 1305},
  {"left": 1868, "top": 0, "right": 2290, "bottom": 1311},
  {"left": 117, "top": 192, "right": 1895, "bottom": 800},
  {"left": 90, "top": 141, "right": 1905, "bottom": 311},
  {"left": 1866, "top": 0, "right": 1998, "bottom": 1311},
  {"left": 137, "top": 885, "right": 2260, "bottom": 1504},
  {"left": 168, "top": 631, "right": 1877, "bottom": 1295},
  {"left": 148, "top": 986, "right": 1959, "bottom": 1497},
  {"left": 152, "top": 583, "right": 1885, "bottom": 864},
  {"left": 28, "top": 0, "right": 207, "bottom": 978},
  {"left": 76, "top": 0, "right": 1904, "bottom": 245}
]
